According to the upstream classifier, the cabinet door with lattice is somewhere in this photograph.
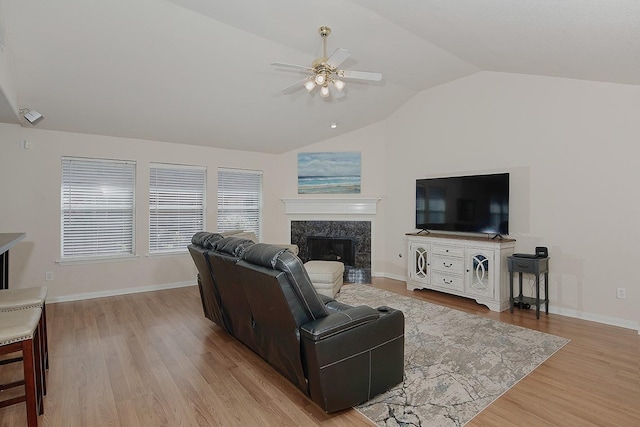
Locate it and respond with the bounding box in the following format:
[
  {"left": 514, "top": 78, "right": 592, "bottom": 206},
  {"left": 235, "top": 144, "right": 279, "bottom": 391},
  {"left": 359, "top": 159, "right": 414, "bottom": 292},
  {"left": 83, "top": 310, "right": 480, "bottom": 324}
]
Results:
[
  {"left": 408, "top": 240, "right": 430, "bottom": 286},
  {"left": 465, "top": 248, "right": 495, "bottom": 298}
]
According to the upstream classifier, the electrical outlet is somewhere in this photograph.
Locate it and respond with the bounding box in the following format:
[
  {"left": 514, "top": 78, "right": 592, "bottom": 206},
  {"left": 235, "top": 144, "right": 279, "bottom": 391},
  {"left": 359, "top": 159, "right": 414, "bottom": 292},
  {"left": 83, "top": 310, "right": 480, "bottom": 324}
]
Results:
[
  {"left": 45, "top": 271, "right": 53, "bottom": 281},
  {"left": 616, "top": 288, "right": 626, "bottom": 299}
]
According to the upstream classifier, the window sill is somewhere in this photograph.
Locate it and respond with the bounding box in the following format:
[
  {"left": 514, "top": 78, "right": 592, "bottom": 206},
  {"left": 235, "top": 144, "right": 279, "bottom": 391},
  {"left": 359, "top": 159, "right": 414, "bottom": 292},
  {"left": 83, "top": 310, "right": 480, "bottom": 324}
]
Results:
[
  {"left": 146, "top": 251, "right": 190, "bottom": 258},
  {"left": 57, "top": 254, "right": 139, "bottom": 266}
]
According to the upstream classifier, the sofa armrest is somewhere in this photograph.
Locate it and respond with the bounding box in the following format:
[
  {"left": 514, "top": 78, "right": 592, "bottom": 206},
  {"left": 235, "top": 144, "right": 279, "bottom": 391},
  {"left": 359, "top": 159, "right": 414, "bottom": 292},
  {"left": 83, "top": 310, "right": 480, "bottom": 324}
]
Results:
[
  {"left": 300, "top": 306, "right": 380, "bottom": 341},
  {"left": 301, "top": 306, "right": 404, "bottom": 413}
]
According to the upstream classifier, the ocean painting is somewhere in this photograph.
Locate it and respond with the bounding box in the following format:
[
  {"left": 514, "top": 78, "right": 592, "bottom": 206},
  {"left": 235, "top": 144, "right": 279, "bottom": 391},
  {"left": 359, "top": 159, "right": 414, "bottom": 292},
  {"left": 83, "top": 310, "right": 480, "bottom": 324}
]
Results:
[{"left": 298, "top": 152, "right": 361, "bottom": 194}]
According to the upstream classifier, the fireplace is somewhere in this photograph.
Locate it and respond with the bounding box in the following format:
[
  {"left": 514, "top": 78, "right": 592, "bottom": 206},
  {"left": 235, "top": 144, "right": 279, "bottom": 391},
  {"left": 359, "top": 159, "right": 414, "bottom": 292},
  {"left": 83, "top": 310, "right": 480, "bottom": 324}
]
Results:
[
  {"left": 291, "top": 220, "right": 371, "bottom": 283},
  {"left": 307, "top": 236, "right": 355, "bottom": 266}
]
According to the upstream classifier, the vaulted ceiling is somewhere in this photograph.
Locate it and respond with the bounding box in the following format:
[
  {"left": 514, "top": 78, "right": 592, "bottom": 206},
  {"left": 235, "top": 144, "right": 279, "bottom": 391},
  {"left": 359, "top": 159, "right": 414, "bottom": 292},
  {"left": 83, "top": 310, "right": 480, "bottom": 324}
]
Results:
[{"left": 1, "top": 0, "right": 638, "bottom": 154}]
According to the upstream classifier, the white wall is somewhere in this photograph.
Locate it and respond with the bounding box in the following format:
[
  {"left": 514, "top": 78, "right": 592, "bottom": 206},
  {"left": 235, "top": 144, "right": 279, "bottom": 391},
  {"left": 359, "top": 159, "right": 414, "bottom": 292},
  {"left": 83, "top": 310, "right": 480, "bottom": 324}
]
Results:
[
  {"left": 0, "top": 3, "right": 18, "bottom": 119},
  {"left": 0, "top": 123, "right": 279, "bottom": 300},
  {"left": 277, "top": 71, "right": 639, "bottom": 330},
  {"left": 379, "top": 71, "right": 639, "bottom": 330}
]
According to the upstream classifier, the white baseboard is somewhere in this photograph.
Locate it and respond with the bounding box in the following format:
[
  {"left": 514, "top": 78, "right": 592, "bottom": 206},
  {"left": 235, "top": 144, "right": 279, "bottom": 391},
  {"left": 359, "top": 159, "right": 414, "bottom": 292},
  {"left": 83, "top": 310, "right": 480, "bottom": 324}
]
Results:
[
  {"left": 376, "top": 273, "right": 639, "bottom": 334},
  {"left": 374, "top": 272, "right": 406, "bottom": 282},
  {"left": 548, "top": 306, "right": 639, "bottom": 333},
  {"left": 47, "top": 281, "right": 196, "bottom": 304}
]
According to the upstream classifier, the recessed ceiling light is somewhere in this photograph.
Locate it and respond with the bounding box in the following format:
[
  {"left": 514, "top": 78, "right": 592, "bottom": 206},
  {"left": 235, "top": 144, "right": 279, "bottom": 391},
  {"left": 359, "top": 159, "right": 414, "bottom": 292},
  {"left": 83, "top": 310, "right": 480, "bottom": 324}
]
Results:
[{"left": 330, "top": 122, "right": 338, "bottom": 129}]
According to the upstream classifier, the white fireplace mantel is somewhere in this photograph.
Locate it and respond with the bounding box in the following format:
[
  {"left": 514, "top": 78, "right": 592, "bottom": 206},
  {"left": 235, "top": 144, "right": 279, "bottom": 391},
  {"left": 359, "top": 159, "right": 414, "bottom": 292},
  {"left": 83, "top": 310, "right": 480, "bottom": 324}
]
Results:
[{"left": 281, "top": 197, "right": 381, "bottom": 215}]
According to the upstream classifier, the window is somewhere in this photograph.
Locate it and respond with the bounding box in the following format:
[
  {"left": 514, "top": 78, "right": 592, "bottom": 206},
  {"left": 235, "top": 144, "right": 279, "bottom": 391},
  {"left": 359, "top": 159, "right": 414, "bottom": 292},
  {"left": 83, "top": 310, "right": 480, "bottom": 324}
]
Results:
[
  {"left": 217, "top": 168, "right": 262, "bottom": 240},
  {"left": 428, "top": 187, "right": 446, "bottom": 224},
  {"left": 61, "top": 157, "right": 135, "bottom": 260},
  {"left": 149, "top": 163, "right": 206, "bottom": 254}
]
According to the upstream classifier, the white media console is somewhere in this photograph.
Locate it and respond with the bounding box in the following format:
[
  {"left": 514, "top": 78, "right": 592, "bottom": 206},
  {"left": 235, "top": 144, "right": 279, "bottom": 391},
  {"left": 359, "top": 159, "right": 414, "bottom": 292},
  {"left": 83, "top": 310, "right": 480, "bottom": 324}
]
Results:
[{"left": 406, "top": 233, "right": 516, "bottom": 311}]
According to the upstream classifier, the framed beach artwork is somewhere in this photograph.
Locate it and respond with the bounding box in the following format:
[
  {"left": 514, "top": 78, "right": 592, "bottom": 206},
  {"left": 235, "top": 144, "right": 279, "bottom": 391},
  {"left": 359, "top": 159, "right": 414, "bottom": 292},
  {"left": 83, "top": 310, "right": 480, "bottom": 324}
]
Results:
[{"left": 298, "top": 152, "right": 361, "bottom": 194}]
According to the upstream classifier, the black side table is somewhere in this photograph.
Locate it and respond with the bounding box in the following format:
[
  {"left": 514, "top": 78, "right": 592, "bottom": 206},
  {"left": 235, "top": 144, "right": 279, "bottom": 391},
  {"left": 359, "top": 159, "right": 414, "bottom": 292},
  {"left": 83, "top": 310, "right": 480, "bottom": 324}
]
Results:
[{"left": 508, "top": 256, "right": 549, "bottom": 319}]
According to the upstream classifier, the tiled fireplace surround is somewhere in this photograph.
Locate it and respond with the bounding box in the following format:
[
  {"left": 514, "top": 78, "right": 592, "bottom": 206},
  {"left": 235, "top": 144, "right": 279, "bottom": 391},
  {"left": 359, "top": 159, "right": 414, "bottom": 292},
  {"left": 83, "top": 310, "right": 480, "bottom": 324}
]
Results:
[{"left": 282, "top": 198, "right": 379, "bottom": 284}]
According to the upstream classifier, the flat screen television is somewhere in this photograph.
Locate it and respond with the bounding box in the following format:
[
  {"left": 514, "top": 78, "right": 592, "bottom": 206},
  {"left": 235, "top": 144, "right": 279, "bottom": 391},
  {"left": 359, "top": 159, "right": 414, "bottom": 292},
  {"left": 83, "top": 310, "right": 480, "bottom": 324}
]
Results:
[{"left": 416, "top": 173, "right": 509, "bottom": 235}]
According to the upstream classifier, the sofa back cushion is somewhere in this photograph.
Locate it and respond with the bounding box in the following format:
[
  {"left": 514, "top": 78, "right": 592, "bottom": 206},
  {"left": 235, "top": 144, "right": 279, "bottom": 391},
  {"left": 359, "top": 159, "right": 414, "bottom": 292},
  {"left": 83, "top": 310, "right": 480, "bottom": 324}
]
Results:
[
  {"left": 212, "top": 236, "right": 255, "bottom": 257},
  {"left": 235, "top": 259, "right": 309, "bottom": 393},
  {"left": 188, "top": 233, "right": 228, "bottom": 330},
  {"left": 206, "top": 250, "right": 260, "bottom": 354},
  {"left": 242, "top": 244, "right": 328, "bottom": 321},
  {"left": 191, "top": 231, "right": 223, "bottom": 248},
  {"left": 187, "top": 245, "right": 225, "bottom": 328},
  {"left": 220, "top": 230, "right": 258, "bottom": 242}
]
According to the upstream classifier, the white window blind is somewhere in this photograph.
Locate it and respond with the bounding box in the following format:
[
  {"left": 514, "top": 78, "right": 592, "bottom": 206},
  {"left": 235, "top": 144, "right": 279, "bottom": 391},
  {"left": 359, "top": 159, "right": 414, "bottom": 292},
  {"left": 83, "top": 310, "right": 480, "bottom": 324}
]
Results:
[
  {"left": 217, "top": 168, "right": 262, "bottom": 241},
  {"left": 149, "top": 163, "right": 206, "bottom": 254},
  {"left": 61, "top": 157, "right": 136, "bottom": 260}
]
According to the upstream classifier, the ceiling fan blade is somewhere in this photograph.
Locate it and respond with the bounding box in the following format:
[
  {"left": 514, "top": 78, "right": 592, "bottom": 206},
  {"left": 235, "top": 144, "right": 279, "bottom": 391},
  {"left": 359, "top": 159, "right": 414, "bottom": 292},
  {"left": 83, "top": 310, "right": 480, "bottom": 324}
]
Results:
[
  {"left": 326, "top": 48, "right": 351, "bottom": 69},
  {"left": 337, "top": 69, "right": 383, "bottom": 82},
  {"left": 271, "top": 62, "right": 312, "bottom": 72},
  {"left": 281, "top": 77, "right": 310, "bottom": 94}
]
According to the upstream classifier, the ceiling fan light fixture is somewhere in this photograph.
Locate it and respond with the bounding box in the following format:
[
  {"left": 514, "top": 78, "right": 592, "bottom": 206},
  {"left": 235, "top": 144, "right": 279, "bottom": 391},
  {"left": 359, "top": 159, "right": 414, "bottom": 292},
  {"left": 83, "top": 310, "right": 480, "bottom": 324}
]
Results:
[
  {"left": 304, "top": 80, "right": 316, "bottom": 92},
  {"left": 272, "top": 26, "right": 382, "bottom": 99}
]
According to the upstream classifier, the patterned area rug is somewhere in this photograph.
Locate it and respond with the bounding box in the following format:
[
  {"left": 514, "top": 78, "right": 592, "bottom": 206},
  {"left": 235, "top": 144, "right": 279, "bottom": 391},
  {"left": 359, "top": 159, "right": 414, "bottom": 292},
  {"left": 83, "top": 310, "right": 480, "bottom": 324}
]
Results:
[{"left": 336, "top": 285, "right": 569, "bottom": 426}]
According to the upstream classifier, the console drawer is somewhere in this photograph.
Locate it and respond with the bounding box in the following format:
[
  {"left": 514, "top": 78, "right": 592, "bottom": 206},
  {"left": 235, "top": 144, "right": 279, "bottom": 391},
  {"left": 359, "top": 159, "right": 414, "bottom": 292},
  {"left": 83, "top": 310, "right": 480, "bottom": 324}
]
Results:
[
  {"left": 432, "top": 244, "right": 465, "bottom": 258},
  {"left": 432, "top": 272, "right": 464, "bottom": 292},
  {"left": 431, "top": 255, "right": 465, "bottom": 274}
]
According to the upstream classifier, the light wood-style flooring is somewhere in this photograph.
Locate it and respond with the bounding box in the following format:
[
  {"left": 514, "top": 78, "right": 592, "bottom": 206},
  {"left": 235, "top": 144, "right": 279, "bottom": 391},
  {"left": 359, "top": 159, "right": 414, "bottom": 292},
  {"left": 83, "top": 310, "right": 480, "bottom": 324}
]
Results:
[{"left": 1, "top": 278, "right": 638, "bottom": 426}]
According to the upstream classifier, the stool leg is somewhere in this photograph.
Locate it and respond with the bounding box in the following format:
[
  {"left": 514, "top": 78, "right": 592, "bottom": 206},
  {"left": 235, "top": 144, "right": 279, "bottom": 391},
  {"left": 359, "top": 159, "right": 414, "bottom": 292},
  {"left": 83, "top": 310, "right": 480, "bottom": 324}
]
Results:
[
  {"left": 1, "top": 251, "right": 8, "bottom": 290},
  {"left": 33, "top": 325, "right": 44, "bottom": 415},
  {"left": 42, "top": 303, "right": 49, "bottom": 370},
  {"left": 22, "top": 338, "right": 39, "bottom": 427},
  {"left": 36, "top": 314, "right": 46, "bottom": 397}
]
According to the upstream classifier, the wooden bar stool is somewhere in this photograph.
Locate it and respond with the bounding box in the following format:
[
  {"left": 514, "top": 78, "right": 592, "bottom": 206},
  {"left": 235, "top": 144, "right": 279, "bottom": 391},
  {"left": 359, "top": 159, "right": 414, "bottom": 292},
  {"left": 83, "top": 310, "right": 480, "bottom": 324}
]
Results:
[
  {"left": 0, "top": 287, "right": 48, "bottom": 401},
  {"left": 0, "top": 287, "right": 49, "bottom": 391},
  {"left": 0, "top": 308, "right": 43, "bottom": 427}
]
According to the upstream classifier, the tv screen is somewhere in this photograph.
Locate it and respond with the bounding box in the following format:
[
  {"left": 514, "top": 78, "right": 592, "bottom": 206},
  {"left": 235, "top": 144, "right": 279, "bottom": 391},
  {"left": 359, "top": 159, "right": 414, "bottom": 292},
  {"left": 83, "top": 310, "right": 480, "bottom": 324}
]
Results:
[{"left": 416, "top": 173, "right": 509, "bottom": 235}]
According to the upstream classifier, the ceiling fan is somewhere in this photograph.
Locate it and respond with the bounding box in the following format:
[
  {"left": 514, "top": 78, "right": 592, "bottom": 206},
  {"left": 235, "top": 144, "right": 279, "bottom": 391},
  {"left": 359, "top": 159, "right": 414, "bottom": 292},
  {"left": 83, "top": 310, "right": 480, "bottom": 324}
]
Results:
[{"left": 271, "top": 26, "right": 382, "bottom": 99}]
